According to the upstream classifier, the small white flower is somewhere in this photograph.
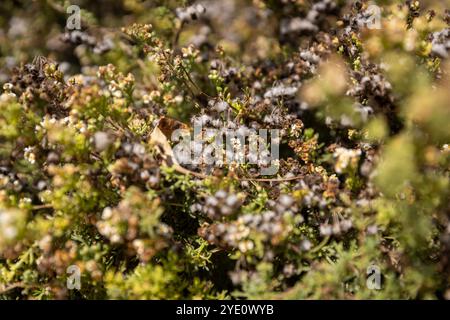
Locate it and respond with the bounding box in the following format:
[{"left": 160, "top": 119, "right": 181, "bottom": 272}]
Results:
[
  {"left": 3, "top": 226, "right": 17, "bottom": 240},
  {"left": 320, "top": 224, "right": 332, "bottom": 236},
  {"left": 24, "top": 146, "right": 36, "bottom": 164},
  {"left": 301, "top": 239, "right": 312, "bottom": 251},
  {"left": 102, "top": 207, "right": 113, "bottom": 220},
  {"left": 333, "top": 147, "right": 362, "bottom": 174}
]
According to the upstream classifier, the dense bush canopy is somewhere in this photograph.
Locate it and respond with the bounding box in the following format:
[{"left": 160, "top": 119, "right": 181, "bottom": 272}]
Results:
[{"left": 0, "top": 0, "right": 449, "bottom": 299}]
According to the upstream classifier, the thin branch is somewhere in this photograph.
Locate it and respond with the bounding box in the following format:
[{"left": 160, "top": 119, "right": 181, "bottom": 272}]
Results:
[
  {"left": 172, "top": 164, "right": 304, "bottom": 183},
  {"left": 0, "top": 282, "right": 35, "bottom": 294}
]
